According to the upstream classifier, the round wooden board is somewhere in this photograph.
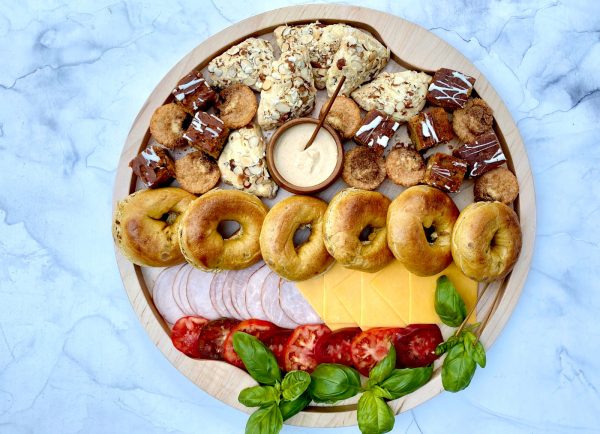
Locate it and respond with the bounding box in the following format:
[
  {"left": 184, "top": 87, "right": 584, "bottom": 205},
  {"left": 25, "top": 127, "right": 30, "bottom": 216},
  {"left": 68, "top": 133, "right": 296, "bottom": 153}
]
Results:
[{"left": 112, "top": 4, "right": 536, "bottom": 428}]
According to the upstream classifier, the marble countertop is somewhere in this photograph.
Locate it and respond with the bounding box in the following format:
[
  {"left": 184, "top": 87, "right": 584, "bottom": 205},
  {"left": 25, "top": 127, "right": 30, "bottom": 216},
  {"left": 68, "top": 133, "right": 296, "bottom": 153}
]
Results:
[{"left": 1, "top": 0, "right": 599, "bottom": 432}]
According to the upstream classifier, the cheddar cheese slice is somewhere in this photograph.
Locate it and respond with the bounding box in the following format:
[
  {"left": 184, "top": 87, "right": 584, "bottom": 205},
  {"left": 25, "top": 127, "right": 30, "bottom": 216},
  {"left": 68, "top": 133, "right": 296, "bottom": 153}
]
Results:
[
  {"left": 331, "top": 270, "right": 362, "bottom": 326},
  {"left": 369, "top": 260, "right": 411, "bottom": 324},
  {"left": 294, "top": 274, "right": 325, "bottom": 318},
  {"left": 361, "top": 272, "right": 406, "bottom": 329},
  {"left": 409, "top": 262, "right": 478, "bottom": 324},
  {"left": 323, "top": 262, "right": 358, "bottom": 329}
]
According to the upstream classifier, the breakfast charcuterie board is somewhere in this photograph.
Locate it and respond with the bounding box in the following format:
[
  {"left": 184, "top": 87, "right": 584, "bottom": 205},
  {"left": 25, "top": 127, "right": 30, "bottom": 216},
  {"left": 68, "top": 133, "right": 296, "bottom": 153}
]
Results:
[{"left": 112, "top": 4, "right": 535, "bottom": 429}]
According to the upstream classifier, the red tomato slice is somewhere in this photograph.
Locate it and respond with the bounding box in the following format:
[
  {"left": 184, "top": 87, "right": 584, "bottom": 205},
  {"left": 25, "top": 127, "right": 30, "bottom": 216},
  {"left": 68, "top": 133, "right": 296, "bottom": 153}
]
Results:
[
  {"left": 222, "top": 319, "right": 281, "bottom": 368},
  {"left": 197, "top": 318, "right": 240, "bottom": 360},
  {"left": 315, "top": 327, "right": 362, "bottom": 366},
  {"left": 393, "top": 324, "right": 443, "bottom": 368},
  {"left": 351, "top": 328, "right": 401, "bottom": 376},
  {"left": 171, "top": 316, "right": 209, "bottom": 358},
  {"left": 283, "top": 324, "right": 331, "bottom": 373},
  {"left": 263, "top": 329, "right": 293, "bottom": 371}
]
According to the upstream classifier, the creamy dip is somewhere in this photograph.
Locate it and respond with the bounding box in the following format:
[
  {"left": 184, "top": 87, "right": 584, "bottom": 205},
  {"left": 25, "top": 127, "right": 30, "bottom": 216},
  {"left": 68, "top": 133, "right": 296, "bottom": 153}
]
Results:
[{"left": 273, "top": 123, "right": 338, "bottom": 187}]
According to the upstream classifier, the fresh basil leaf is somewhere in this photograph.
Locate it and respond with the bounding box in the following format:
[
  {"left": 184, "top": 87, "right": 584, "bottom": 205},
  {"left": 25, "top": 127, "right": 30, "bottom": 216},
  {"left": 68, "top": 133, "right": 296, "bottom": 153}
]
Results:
[
  {"left": 441, "top": 343, "right": 477, "bottom": 392},
  {"left": 357, "top": 391, "right": 395, "bottom": 434},
  {"left": 472, "top": 341, "right": 486, "bottom": 368},
  {"left": 379, "top": 366, "right": 433, "bottom": 400},
  {"left": 281, "top": 370, "right": 311, "bottom": 402},
  {"left": 368, "top": 344, "right": 396, "bottom": 387},
  {"left": 435, "top": 335, "right": 462, "bottom": 356},
  {"left": 233, "top": 332, "right": 281, "bottom": 385},
  {"left": 462, "top": 331, "right": 477, "bottom": 359},
  {"left": 279, "top": 391, "right": 311, "bottom": 421},
  {"left": 371, "top": 385, "right": 394, "bottom": 400},
  {"left": 238, "top": 385, "right": 279, "bottom": 408},
  {"left": 309, "top": 363, "right": 362, "bottom": 403},
  {"left": 245, "top": 403, "right": 283, "bottom": 434},
  {"left": 435, "top": 276, "right": 467, "bottom": 327}
]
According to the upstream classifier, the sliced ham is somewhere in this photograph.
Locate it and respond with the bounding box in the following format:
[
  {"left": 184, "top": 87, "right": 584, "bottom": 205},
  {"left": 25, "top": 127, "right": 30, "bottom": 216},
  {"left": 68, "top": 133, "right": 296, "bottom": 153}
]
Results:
[{"left": 280, "top": 278, "right": 323, "bottom": 325}]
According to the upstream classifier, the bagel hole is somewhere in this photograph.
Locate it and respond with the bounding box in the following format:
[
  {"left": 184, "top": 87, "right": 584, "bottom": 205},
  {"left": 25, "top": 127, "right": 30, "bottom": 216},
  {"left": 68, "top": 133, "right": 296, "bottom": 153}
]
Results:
[
  {"left": 293, "top": 225, "right": 312, "bottom": 248},
  {"left": 159, "top": 212, "right": 178, "bottom": 225},
  {"left": 359, "top": 225, "right": 375, "bottom": 243},
  {"left": 218, "top": 220, "right": 241, "bottom": 239},
  {"left": 182, "top": 114, "right": 192, "bottom": 130},
  {"left": 423, "top": 225, "right": 439, "bottom": 245}
]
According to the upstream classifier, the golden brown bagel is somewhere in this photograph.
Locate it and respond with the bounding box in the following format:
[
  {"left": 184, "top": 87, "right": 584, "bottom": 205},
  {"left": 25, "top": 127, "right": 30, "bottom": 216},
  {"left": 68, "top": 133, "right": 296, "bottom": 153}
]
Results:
[
  {"left": 112, "top": 187, "right": 195, "bottom": 267},
  {"left": 451, "top": 201, "right": 522, "bottom": 282},
  {"left": 324, "top": 188, "right": 394, "bottom": 272},
  {"left": 260, "top": 196, "right": 333, "bottom": 281},
  {"left": 387, "top": 185, "right": 459, "bottom": 276},
  {"left": 179, "top": 189, "right": 268, "bottom": 271}
]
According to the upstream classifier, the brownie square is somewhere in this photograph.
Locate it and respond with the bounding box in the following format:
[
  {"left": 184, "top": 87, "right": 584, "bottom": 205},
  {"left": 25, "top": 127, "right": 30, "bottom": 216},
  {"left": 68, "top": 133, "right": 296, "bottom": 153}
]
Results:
[
  {"left": 129, "top": 145, "right": 175, "bottom": 188},
  {"left": 354, "top": 109, "right": 400, "bottom": 154},
  {"left": 453, "top": 131, "right": 506, "bottom": 177},
  {"left": 183, "top": 111, "right": 229, "bottom": 159},
  {"left": 424, "top": 153, "right": 468, "bottom": 193},
  {"left": 407, "top": 107, "right": 454, "bottom": 151},
  {"left": 426, "top": 68, "right": 476, "bottom": 111},
  {"left": 172, "top": 71, "right": 218, "bottom": 114}
]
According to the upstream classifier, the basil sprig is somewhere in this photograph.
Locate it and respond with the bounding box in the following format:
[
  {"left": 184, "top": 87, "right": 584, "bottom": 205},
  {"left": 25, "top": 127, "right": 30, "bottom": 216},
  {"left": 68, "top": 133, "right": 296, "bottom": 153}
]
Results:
[
  {"left": 245, "top": 403, "right": 282, "bottom": 434},
  {"left": 309, "top": 363, "right": 362, "bottom": 403},
  {"left": 233, "top": 332, "right": 281, "bottom": 385},
  {"left": 435, "top": 275, "right": 467, "bottom": 326},
  {"left": 281, "top": 370, "right": 311, "bottom": 402}
]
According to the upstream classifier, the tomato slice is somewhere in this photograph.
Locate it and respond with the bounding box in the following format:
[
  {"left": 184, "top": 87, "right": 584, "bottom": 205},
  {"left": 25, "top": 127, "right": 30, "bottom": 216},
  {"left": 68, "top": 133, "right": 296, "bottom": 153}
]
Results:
[
  {"left": 283, "top": 324, "right": 331, "bottom": 373},
  {"left": 222, "top": 319, "right": 281, "bottom": 368},
  {"left": 263, "top": 329, "right": 293, "bottom": 371},
  {"left": 197, "top": 318, "right": 240, "bottom": 360},
  {"left": 315, "top": 327, "right": 361, "bottom": 366},
  {"left": 171, "top": 316, "right": 209, "bottom": 358},
  {"left": 393, "top": 324, "right": 443, "bottom": 368},
  {"left": 351, "top": 328, "right": 401, "bottom": 376}
]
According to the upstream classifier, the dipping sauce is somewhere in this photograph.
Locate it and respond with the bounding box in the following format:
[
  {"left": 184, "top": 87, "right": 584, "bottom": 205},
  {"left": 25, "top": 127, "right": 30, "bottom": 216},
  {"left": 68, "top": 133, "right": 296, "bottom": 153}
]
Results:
[{"left": 273, "top": 123, "right": 339, "bottom": 187}]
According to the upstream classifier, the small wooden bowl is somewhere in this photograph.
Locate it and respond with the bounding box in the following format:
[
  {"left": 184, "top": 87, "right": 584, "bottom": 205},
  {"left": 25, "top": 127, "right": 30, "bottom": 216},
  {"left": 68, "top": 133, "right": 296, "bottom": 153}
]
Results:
[{"left": 266, "top": 117, "right": 344, "bottom": 195}]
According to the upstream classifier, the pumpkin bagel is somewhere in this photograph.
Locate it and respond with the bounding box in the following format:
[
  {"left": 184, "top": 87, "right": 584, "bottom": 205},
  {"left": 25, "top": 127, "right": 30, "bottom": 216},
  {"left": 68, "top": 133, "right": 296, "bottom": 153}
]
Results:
[
  {"left": 260, "top": 196, "right": 333, "bottom": 281},
  {"left": 387, "top": 185, "right": 459, "bottom": 276},
  {"left": 179, "top": 189, "right": 268, "bottom": 271},
  {"left": 112, "top": 187, "right": 195, "bottom": 267},
  {"left": 324, "top": 188, "right": 394, "bottom": 272}
]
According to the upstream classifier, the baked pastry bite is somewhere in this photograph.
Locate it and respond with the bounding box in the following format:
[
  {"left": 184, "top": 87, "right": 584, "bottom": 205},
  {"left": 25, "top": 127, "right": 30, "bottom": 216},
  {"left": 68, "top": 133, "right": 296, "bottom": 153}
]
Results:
[
  {"left": 174, "top": 151, "right": 220, "bottom": 194},
  {"left": 216, "top": 84, "right": 257, "bottom": 129},
  {"left": 326, "top": 29, "right": 390, "bottom": 96},
  {"left": 407, "top": 107, "right": 454, "bottom": 151},
  {"left": 319, "top": 96, "right": 362, "bottom": 140},
  {"left": 171, "top": 71, "right": 217, "bottom": 114},
  {"left": 218, "top": 123, "right": 278, "bottom": 198},
  {"left": 129, "top": 145, "right": 175, "bottom": 189},
  {"left": 385, "top": 146, "right": 426, "bottom": 187},
  {"left": 453, "top": 131, "right": 506, "bottom": 177},
  {"left": 183, "top": 111, "right": 229, "bottom": 159},
  {"left": 452, "top": 98, "right": 494, "bottom": 143},
  {"left": 342, "top": 146, "right": 386, "bottom": 190},
  {"left": 351, "top": 70, "right": 432, "bottom": 122},
  {"left": 474, "top": 167, "right": 519, "bottom": 204},
  {"left": 427, "top": 68, "right": 476, "bottom": 110},
  {"left": 354, "top": 109, "right": 400, "bottom": 154},
  {"left": 257, "top": 46, "right": 316, "bottom": 130},
  {"left": 207, "top": 38, "right": 274, "bottom": 91},
  {"left": 149, "top": 103, "right": 189, "bottom": 149},
  {"left": 423, "top": 152, "right": 468, "bottom": 193}
]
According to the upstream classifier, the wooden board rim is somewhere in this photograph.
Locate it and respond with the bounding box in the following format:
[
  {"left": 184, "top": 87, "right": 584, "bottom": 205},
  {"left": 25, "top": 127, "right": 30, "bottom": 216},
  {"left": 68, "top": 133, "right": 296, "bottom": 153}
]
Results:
[{"left": 112, "top": 4, "right": 536, "bottom": 428}]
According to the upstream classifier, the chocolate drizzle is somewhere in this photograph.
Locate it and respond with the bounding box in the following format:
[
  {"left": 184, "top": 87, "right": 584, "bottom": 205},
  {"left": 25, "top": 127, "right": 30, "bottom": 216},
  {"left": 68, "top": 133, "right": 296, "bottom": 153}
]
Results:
[
  {"left": 453, "top": 131, "right": 506, "bottom": 177},
  {"left": 426, "top": 68, "right": 475, "bottom": 110}
]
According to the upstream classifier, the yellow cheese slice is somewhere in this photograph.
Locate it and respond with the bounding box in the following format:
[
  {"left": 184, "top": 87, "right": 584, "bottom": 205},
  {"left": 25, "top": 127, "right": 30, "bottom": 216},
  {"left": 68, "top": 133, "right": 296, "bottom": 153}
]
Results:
[
  {"left": 409, "top": 262, "right": 478, "bottom": 324},
  {"left": 294, "top": 274, "right": 324, "bottom": 318},
  {"left": 369, "top": 260, "right": 411, "bottom": 324},
  {"left": 361, "top": 272, "right": 406, "bottom": 330},
  {"left": 331, "top": 271, "right": 362, "bottom": 326},
  {"left": 323, "top": 262, "right": 358, "bottom": 329}
]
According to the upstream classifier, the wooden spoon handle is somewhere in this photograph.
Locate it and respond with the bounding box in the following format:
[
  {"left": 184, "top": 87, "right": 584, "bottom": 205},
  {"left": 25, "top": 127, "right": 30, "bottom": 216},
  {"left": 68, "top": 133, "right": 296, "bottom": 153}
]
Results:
[{"left": 303, "top": 75, "right": 346, "bottom": 150}]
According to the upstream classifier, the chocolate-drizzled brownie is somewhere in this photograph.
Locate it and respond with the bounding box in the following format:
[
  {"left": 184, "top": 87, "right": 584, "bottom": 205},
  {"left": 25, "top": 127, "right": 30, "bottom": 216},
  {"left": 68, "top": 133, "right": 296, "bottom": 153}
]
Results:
[
  {"left": 129, "top": 145, "right": 175, "bottom": 188},
  {"left": 407, "top": 107, "right": 454, "bottom": 152},
  {"left": 172, "top": 71, "right": 217, "bottom": 114},
  {"left": 183, "top": 111, "right": 229, "bottom": 159},
  {"left": 426, "top": 68, "right": 476, "bottom": 110},
  {"left": 354, "top": 109, "right": 400, "bottom": 154},
  {"left": 453, "top": 131, "right": 506, "bottom": 177},
  {"left": 423, "top": 153, "right": 467, "bottom": 193}
]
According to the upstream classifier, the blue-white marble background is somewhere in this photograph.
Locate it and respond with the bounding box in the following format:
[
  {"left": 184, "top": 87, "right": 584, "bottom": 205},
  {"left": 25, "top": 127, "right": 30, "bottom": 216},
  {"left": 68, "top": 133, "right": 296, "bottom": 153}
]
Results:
[{"left": 1, "top": 0, "right": 599, "bottom": 433}]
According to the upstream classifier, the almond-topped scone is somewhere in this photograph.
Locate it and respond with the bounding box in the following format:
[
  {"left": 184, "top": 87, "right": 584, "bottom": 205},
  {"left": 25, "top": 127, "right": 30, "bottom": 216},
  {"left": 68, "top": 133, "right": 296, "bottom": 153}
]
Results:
[
  {"left": 275, "top": 22, "right": 353, "bottom": 89},
  {"left": 351, "top": 70, "right": 432, "bottom": 122},
  {"left": 257, "top": 46, "right": 317, "bottom": 130},
  {"left": 326, "top": 29, "right": 390, "bottom": 96},
  {"left": 217, "top": 123, "right": 278, "bottom": 198},
  {"left": 207, "top": 38, "right": 274, "bottom": 92}
]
